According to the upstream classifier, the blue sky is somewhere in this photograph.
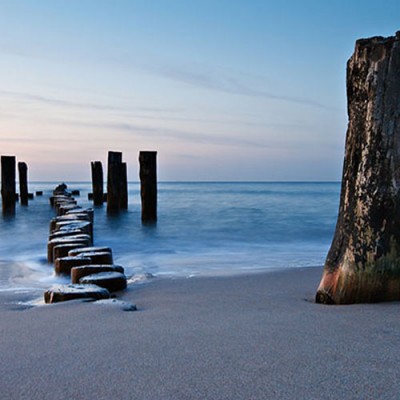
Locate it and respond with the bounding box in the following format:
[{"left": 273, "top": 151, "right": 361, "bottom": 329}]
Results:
[{"left": 0, "top": 1, "right": 399, "bottom": 181}]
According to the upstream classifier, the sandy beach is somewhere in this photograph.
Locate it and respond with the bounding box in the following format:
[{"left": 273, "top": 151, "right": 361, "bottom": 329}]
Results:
[{"left": 0, "top": 266, "right": 399, "bottom": 400}]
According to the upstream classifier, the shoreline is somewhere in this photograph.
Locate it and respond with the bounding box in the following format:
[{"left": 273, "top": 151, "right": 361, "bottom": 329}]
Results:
[
  {"left": 0, "top": 264, "right": 321, "bottom": 307},
  {"left": 1, "top": 266, "right": 399, "bottom": 399}
]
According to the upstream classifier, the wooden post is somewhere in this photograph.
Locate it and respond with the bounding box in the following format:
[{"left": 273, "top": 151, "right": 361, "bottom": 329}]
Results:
[
  {"left": 18, "top": 162, "right": 28, "bottom": 206},
  {"left": 91, "top": 161, "right": 103, "bottom": 206},
  {"left": 139, "top": 151, "right": 157, "bottom": 222},
  {"left": 1, "top": 156, "right": 16, "bottom": 215},
  {"left": 120, "top": 162, "right": 128, "bottom": 210},
  {"left": 316, "top": 32, "right": 400, "bottom": 304},
  {"left": 107, "top": 151, "right": 122, "bottom": 214}
]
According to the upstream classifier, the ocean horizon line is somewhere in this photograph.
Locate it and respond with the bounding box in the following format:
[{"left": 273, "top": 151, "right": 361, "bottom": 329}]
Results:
[{"left": 25, "top": 180, "right": 341, "bottom": 184}]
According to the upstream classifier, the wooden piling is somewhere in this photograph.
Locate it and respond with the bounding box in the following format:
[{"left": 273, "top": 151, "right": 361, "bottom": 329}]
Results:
[
  {"left": 18, "top": 162, "right": 28, "bottom": 206},
  {"left": 53, "top": 243, "right": 87, "bottom": 263},
  {"left": 71, "top": 264, "right": 124, "bottom": 284},
  {"left": 78, "top": 251, "right": 113, "bottom": 265},
  {"left": 91, "top": 161, "right": 104, "bottom": 206},
  {"left": 1, "top": 156, "right": 16, "bottom": 215},
  {"left": 107, "top": 151, "right": 122, "bottom": 214},
  {"left": 43, "top": 182, "right": 130, "bottom": 304},
  {"left": 120, "top": 162, "right": 128, "bottom": 210},
  {"left": 139, "top": 151, "right": 157, "bottom": 222},
  {"left": 316, "top": 32, "right": 400, "bottom": 304},
  {"left": 55, "top": 256, "right": 92, "bottom": 276}
]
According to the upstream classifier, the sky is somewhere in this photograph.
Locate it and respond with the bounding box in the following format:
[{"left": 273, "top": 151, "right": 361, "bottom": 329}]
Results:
[{"left": 0, "top": 1, "right": 399, "bottom": 181}]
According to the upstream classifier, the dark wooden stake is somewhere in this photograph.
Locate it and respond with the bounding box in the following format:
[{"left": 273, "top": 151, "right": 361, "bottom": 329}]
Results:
[
  {"left": 1, "top": 156, "right": 16, "bottom": 215},
  {"left": 120, "top": 162, "right": 128, "bottom": 210},
  {"left": 316, "top": 32, "right": 400, "bottom": 304},
  {"left": 18, "top": 162, "right": 28, "bottom": 206},
  {"left": 139, "top": 151, "right": 157, "bottom": 222},
  {"left": 107, "top": 151, "right": 122, "bottom": 214},
  {"left": 91, "top": 161, "right": 104, "bottom": 206}
]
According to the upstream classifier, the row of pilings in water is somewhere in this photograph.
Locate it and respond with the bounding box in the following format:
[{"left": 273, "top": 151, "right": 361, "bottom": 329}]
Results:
[
  {"left": 0, "top": 150, "right": 157, "bottom": 222},
  {"left": 44, "top": 183, "right": 136, "bottom": 308}
]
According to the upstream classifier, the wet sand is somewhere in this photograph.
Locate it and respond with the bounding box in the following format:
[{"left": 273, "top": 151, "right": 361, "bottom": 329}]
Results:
[{"left": 0, "top": 266, "right": 399, "bottom": 399}]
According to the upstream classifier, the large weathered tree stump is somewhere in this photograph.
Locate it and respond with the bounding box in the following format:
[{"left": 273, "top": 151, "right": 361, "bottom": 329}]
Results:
[
  {"left": 139, "top": 151, "right": 157, "bottom": 222},
  {"left": 1, "top": 156, "right": 16, "bottom": 215},
  {"left": 107, "top": 151, "right": 122, "bottom": 214},
  {"left": 18, "top": 162, "right": 28, "bottom": 206},
  {"left": 316, "top": 32, "right": 400, "bottom": 304},
  {"left": 91, "top": 161, "right": 104, "bottom": 206}
]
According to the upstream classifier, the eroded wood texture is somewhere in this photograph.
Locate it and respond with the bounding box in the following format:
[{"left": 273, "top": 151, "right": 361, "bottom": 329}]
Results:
[{"left": 316, "top": 32, "right": 400, "bottom": 304}]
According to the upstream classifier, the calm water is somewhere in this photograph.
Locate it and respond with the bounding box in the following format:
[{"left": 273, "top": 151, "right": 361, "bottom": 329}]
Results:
[{"left": 0, "top": 182, "right": 340, "bottom": 295}]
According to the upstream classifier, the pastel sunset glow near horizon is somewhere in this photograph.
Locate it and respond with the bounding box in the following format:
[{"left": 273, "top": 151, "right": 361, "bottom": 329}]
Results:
[{"left": 0, "top": 1, "right": 399, "bottom": 181}]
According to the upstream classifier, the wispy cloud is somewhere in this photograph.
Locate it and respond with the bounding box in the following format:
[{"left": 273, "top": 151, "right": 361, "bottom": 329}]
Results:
[
  {"left": 59, "top": 117, "right": 340, "bottom": 151},
  {"left": 1, "top": 38, "right": 333, "bottom": 111},
  {"left": 0, "top": 89, "right": 313, "bottom": 131},
  {"left": 115, "top": 56, "right": 335, "bottom": 110},
  {"left": 0, "top": 41, "right": 51, "bottom": 60},
  {"left": 0, "top": 135, "right": 85, "bottom": 144},
  {"left": 0, "top": 89, "right": 182, "bottom": 114},
  {"left": 63, "top": 119, "right": 273, "bottom": 149},
  {"left": 0, "top": 90, "right": 120, "bottom": 111}
]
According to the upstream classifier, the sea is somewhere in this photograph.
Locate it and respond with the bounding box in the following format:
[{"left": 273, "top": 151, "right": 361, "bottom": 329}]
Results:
[{"left": 0, "top": 181, "right": 340, "bottom": 298}]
